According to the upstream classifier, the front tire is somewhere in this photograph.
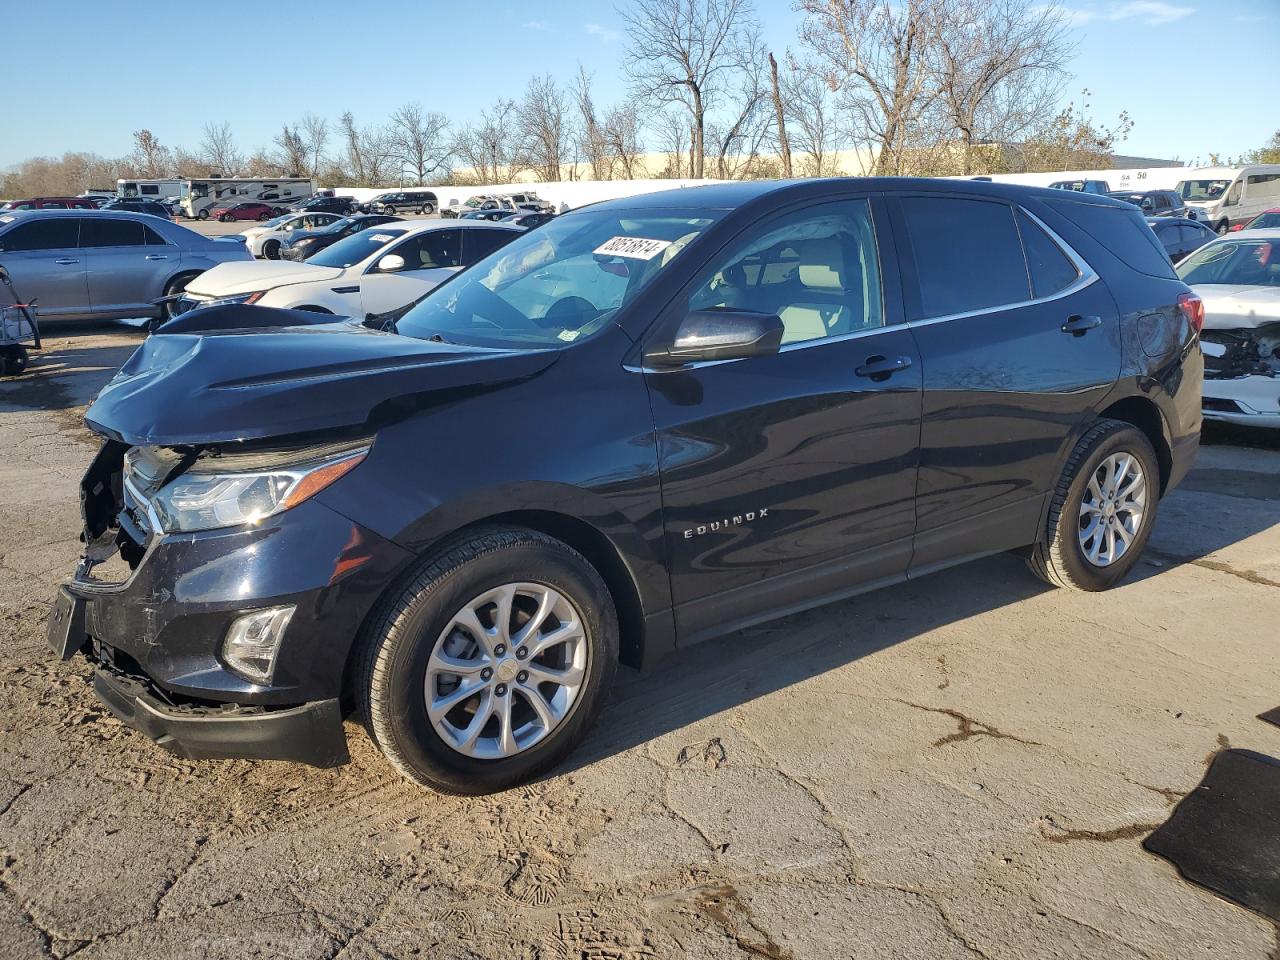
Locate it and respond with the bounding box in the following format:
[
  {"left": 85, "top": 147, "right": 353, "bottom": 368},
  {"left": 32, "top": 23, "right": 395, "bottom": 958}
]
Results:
[
  {"left": 357, "top": 527, "right": 618, "bottom": 794},
  {"left": 1216, "top": 220, "right": 1230, "bottom": 236},
  {"left": 263, "top": 239, "right": 281, "bottom": 259},
  {"left": 1026, "top": 420, "right": 1159, "bottom": 591}
]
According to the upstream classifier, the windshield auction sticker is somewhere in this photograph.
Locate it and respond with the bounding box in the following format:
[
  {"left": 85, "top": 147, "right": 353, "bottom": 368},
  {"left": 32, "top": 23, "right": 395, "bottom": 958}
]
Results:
[{"left": 594, "top": 236, "right": 672, "bottom": 260}]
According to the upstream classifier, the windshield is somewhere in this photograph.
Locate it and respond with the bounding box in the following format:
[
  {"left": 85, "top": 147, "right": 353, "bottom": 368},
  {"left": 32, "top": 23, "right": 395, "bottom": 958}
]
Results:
[
  {"left": 1177, "top": 179, "right": 1232, "bottom": 203},
  {"left": 306, "top": 227, "right": 407, "bottom": 267},
  {"left": 394, "top": 208, "right": 720, "bottom": 348},
  {"left": 1177, "top": 238, "right": 1280, "bottom": 286}
]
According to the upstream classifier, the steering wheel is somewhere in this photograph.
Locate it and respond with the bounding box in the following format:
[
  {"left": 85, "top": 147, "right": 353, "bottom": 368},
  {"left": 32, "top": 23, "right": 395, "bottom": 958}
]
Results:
[{"left": 539, "top": 296, "right": 600, "bottom": 330}]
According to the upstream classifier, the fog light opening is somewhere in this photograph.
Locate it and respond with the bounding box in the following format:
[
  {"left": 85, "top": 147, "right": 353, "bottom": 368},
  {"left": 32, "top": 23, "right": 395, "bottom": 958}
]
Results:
[{"left": 222, "top": 605, "right": 295, "bottom": 684}]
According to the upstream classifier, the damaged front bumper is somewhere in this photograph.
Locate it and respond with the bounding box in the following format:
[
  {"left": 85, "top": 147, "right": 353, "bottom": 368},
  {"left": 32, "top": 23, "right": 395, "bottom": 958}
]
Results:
[
  {"left": 1201, "top": 324, "right": 1280, "bottom": 428},
  {"left": 48, "top": 441, "right": 414, "bottom": 767}
]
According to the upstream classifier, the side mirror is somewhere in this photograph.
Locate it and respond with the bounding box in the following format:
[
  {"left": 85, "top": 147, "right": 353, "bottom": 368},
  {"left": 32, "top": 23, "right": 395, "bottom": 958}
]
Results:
[
  {"left": 647, "top": 309, "right": 784, "bottom": 368},
  {"left": 376, "top": 253, "right": 406, "bottom": 273}
]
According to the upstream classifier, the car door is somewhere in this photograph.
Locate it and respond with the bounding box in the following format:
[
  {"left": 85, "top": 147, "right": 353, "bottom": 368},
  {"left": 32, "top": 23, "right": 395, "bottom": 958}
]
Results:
[
  {"left": 81, "top": 217, "right": 168, "bottom": 315},
  {"left": 887, "top": 193, "right": 1120, "bottom": 572},
  {"left": 644, "top": 196, "right": 923, "bottom": 643},
  {"left": 0, "top": 217, "right": 87, "bottom": 317},
  {"left": 359, "top": 228, "right": 463, "bottom": 315}
]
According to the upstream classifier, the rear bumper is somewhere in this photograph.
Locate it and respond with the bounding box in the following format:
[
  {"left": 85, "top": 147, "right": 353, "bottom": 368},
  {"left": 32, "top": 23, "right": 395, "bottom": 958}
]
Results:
[{"left": 92, "top": 666, "right": 348, "bottom": 767}]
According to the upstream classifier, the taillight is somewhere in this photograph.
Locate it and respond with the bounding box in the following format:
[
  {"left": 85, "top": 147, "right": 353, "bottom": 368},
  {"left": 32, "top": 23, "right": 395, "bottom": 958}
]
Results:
[{"left": 1177, "top": 292, "right": 1204, "bottom": 334}]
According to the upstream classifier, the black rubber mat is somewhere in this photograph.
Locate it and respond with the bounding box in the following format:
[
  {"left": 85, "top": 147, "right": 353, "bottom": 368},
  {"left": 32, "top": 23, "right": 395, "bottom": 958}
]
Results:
[
  {"left": 1144, "top": 749, "right": 1280, "bottom": 923},
  {"left": 1258, "top": 707, "right": 1280, "bottom": 729}
]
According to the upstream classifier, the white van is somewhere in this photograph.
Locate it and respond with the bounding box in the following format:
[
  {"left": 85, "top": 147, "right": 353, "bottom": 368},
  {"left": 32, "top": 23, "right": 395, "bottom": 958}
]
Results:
[{"left": 1174, "top": 165, "right": 1280, "bottom": 235}]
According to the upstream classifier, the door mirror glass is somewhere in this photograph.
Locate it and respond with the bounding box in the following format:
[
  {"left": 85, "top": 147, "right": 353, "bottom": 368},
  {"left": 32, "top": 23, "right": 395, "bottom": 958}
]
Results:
[
  {"left": 648, "top": 309, "right": 784, "bottom": 367},
  {"left": 376, "top": 253, "right": 406, "bottom": 273}
]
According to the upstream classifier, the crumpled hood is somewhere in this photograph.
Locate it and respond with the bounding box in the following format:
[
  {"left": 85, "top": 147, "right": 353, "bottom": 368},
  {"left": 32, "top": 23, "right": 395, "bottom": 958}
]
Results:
[
  {"left": 1194, "top": 284, "right": 1280, "bottom": 331},
  {"left": 85, "top": 305, "right": 557, "bottom": 446},
  {"left": 185, "top": 258, "right": 344, "bottom": 296}
]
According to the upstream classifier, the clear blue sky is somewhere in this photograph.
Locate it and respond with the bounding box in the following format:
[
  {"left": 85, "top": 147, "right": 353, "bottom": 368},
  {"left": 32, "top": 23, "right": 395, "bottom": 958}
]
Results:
[{"left": 2, "top": 0, "right": 1276, "bottom": 170}]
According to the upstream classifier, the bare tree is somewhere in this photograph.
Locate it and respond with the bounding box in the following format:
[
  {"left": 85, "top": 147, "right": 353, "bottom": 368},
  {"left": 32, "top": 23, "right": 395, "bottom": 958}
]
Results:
[
  {"left": 602, "top": 103, "right": 645, "bottom": 179},
  {"left": 514, "top": 75, "right": 573, "bottom": 182},
  {"left": 274, "top": 124, "right": 309, "bottom": 175},
  {"left": 797, "top": 0, "right": 943, "bottom": 175},
  {"left": 781, "top": 57, "right": 847, "bottom": 176},
  {"left": 573, "top": 66, "right": 610, "bottom": 179},
  {"left": 706, "top": 44, "right": 771, "bottom": 178},
  {"left": 653, "top": 108, "right": 690, "bottom": 177},
  {"left": 452, "top": 99, "right": 521, "bottom": 183},
  {"left": 1014, "top": 89, "right": 1133, "bottom": 173},
  {"left": 936, "top": 0, "right": 1072, "bottom": 174},
  {"left": 199, "top": 122, "right": 242, "bottom": 176},
  {"left": 389, "top": 102, "right": 451, "bottom": 184},
  {"left": 339, "top": 112, "right": 395, "bottom": 185},
  {"left": 131, "top": 130, "right": 172, "bottom": 178},
  {"left": 301, "top": 113, "right": 329, "bottom": 178},
  {"left": 768, "top": 52, "right": 793, "bottom": 178},
  {"left": 620, "top": 0, "right": 762, "bottom": 178}
]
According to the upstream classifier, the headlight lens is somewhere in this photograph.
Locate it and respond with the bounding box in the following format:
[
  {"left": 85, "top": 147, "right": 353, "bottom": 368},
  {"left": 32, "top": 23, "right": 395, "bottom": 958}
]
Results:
[
  {"left": 141, "top": 448, "right": 367, "bottom": 533},
  {"left": 192, "top": 290, "right": 268, "bottom": 310}
]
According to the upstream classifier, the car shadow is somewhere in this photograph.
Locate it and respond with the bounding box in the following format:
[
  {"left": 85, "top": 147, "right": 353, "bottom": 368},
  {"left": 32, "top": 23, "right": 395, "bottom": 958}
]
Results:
[{"left": 0, "top": 323, "right": 145, "bottom": 415}]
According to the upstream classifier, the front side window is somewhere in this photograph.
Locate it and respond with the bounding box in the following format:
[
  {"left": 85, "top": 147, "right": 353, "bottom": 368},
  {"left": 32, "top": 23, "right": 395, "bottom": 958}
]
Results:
[
  {"left": 688, "top": 199, "right": 884, "bottom": 345},
  {"left": 0, "top": 218, "right": 79, "bottom": 251},
  {"left": 1177, "top": 239, "right": 1280, "bottom": 286},
  {"left": 79, "top": 218, "right": 145, "bottom": 247},
  {"left": 395, "top": 207, "right": 720, "bottom": 348},
  {"left": 900, "top": 196, "right": 1029, "bottom": 318}
]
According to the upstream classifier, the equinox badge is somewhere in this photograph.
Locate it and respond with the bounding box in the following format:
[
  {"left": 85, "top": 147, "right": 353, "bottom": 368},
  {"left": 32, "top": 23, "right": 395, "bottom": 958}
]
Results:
[{"left": 682, "top": 509, "right": 769, "bottom": 539}]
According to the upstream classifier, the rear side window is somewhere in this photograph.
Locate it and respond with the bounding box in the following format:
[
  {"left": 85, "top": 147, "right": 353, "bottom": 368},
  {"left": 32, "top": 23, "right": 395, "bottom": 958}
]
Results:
[
  {"left": 143, "top": 224, "right": 169, "bottom": 245},
  {"left": 1016, "top": 210, "right": 1079, "bottom": 298},
  {"left": 80, "top": 218, "right": 145, "bottom": 247},
  {"left": 1047, "top": 199, "right": 1177, "bottom": 278},
  {"left": 899, "top": 196, "right": 1029, "bottom": 319},
  {"left": 464, "top": 228, "right": 517, "bottom": 263},
  {"left": 1, "top": 218, "right": 79, "bottom": 251}
]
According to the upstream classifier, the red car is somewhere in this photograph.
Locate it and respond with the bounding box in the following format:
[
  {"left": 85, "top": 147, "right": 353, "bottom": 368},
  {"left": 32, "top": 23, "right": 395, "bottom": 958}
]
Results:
[
  {"left": 209, "top": 201, "right": 275, "bottom": 222},
  {"left": 1232, "top": 208, "right": 1280, "bottom": 232},
  {"left": 0, "top": 196, "right": 97, "bottom": 211}
]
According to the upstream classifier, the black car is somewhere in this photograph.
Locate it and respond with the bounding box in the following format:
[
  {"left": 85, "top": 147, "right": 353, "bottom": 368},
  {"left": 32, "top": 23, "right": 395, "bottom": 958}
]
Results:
[
  {"left": 501, "top": 212, "right": 556, "bottom": 229},
  {"left": 99, "top": 198, "right": 171, "bottom": 220},
  {"left": 460, "top": 207, "right": 512, "bottom": 223},
  {"left": 49, "top": 179, "right": 1202, "bottom": 794},
  {"left": 295, "top": 195, "right": 357, "bottom": 216},
  {"left": 280, "top": 214, "right": 404, "bottom": 260},
  {"left": 363, "top": 190, "right": 438, "bottom": 216},
  {"left": 1146, "top": 216, "right": 1216, "bottom": 263},
  {"left": 1108, "top": 189, "right": 1187, "bottom": 219}
]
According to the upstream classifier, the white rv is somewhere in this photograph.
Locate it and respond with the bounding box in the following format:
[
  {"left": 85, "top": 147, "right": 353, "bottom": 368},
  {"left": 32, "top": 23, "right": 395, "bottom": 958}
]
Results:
[
  {"left": 117, "top": 178, "right": 185, "bottom": 201},
  {"left": 178, "top": 177, "right": 316, "bottom": 219},
  {"left": 1174, "top": 165, "right": 1280, "bottom": 235}
]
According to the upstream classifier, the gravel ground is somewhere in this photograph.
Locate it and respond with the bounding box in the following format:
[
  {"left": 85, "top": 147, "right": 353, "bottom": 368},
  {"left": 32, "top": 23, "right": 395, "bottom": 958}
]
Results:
[{"left": 1, "top": 324, "right": 1278, "bottom": 960}]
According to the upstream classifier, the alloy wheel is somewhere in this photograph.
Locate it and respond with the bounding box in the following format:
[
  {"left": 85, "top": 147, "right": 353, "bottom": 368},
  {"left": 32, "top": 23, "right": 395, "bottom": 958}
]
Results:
[
  {"left": 1078, "top": 452, "right": 1147, "bottom": 567},
  {"left": 425, "top": 582, "right": 588, "bottom": 760}
]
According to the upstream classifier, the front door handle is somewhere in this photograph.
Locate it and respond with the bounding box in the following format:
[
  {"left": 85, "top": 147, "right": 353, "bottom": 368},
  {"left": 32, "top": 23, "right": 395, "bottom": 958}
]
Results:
[
  {"left": 54, "top": 258, "right": 79, "bottom": 265},
  {"left": 144, "top": 254, "right": 169, "bottom": 261},
  {"left": 1061, "top": 314, "right": 1102, "bottom": 336},
  {"left": 855, "top": 355, "right": 913, "bottom": 381}
]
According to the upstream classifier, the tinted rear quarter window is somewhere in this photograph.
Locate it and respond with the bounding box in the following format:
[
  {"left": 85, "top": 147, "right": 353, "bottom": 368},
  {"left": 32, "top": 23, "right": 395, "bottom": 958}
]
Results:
[
  {"left": 899, "top": 196, "right": 1030, "bottom": 318},
  {"left": 465, "top": 228, "right": 516, "bottom": 262},
  {"left": 1047, "top": 198, "right": 1177, "bottom": 278},
  {"left": 1016, "top": 210, "right": 1079, "bottom": 297},
  {"left": 1, "top": 218, "right": 80, "bottom": 251}
]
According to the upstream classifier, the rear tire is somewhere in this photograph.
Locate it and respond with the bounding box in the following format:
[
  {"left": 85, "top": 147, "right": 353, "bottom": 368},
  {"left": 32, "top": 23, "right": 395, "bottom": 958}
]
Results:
[
  {"left": 383, "top": 205, "right": 396, "bottom": 216},
  {"left": 257, "top": 212, "right": 270, "bottom": 221},
  {"left": 1216, "top": 220, "right": 1230, "bottom": 236},
  {"left": 197, "top": 209, "right": 209, "bottom": 220},
  {"left": 420, "top": 202, "right": 434, "bottom": 215},
  {"left": 356, "top": 527, "right": 618, "bottom": 794},
  {"left": 1026, "top": 419, "right": 1160, "bottom": 592}
]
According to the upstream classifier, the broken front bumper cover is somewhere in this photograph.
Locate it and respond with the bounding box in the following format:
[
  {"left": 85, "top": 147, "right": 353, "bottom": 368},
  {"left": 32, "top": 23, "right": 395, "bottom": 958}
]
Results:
[{"left": 1202, "top": 375, "right": 1280, "bottom": 428}]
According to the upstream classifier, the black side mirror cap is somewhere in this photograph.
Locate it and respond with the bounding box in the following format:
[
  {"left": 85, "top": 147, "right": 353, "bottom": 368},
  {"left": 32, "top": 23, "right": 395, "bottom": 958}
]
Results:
[{"left": 646, "top": 309, "right": 785, "bottom": 368}]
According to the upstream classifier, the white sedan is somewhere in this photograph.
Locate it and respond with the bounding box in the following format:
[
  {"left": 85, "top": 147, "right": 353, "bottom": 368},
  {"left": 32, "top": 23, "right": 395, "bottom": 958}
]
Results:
[
  {"left": 178, "top": 220, "right": 523, "bottom": 319},
  {"left": 1177, "top": 228, "right": 1280, "bottom": 428},
  {"left": 240, "top": 212, "right": 345, "bottom": 259}
]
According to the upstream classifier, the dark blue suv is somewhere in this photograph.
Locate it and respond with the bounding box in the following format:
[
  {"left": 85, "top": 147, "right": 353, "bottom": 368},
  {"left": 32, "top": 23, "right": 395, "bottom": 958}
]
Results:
[{"left": 49, "top": 179, "right": 1202, "bottom": 793}]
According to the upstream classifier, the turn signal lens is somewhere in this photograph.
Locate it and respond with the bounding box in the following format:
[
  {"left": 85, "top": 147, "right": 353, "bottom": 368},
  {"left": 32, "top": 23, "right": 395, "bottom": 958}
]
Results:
[
  {"left": 1177, "top": 292, "right": 1204, "bottom": 334},
  {"left": 281, "top": 451, "right": 367, "bottom": 509}
]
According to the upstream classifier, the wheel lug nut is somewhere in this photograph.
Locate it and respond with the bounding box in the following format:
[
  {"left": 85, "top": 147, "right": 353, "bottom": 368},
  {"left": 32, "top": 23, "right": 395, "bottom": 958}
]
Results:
[
  {"left": 517, "top": 670, "right": 528, "bottom": 683},
  {"left": 516, "top": 646, "right": 528, "bottom": 659},
  {"left": 480, "top": 667, "right": 493, "bottom": 681},
  {"left": 494, "top": 644, "right": 506, "bottom": 657},
  {"left": 495, "top": 683, "right": 507, "bottom": 696}
]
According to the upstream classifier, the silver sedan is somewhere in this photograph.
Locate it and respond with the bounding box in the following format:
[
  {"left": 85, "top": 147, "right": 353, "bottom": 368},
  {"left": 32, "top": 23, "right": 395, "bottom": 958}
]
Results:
[{"left": 0, "top": 209, "right": 252, "bottom": 328}]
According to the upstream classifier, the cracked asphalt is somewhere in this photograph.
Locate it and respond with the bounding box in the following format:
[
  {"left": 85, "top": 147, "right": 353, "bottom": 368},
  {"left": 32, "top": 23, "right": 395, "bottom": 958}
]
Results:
[{"left": 2, "top": 325, "right": 1279, "bottom": 960}]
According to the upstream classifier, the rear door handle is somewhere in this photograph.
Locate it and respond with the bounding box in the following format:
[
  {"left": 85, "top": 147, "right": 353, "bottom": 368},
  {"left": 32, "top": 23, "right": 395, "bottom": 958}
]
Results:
[
  {"left": 144, "top": 254, "right": 169, "bottom": 261},
  {"left": 54, "top": 258, "right": 79, "bottom": 265},
  {"left": 1061, "top": 314, "right": 1102, "bottom": 336},
  {"left": 855, "top": 355, "right": 913, "bottom": 381}
]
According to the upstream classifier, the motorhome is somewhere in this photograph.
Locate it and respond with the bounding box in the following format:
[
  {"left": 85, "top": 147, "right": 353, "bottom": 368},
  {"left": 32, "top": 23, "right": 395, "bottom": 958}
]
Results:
[
  {"left": 116, "top": 178, "right": 184, "bottom": 201},
  {"left": 178, "top": 177, "right": 316, "bottom": 219},
  {"left": 1174, "top": 165, "right": 1280, "bottom": 235}
]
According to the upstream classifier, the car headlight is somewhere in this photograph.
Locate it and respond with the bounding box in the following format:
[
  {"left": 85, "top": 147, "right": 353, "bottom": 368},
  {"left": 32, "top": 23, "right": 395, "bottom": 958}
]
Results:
[
  {"left": 132, "top": 447, "right": 368, "bottom": 534},
  {"left": 193, "top": 290, "right": 268, "bottom": 310}
]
